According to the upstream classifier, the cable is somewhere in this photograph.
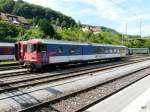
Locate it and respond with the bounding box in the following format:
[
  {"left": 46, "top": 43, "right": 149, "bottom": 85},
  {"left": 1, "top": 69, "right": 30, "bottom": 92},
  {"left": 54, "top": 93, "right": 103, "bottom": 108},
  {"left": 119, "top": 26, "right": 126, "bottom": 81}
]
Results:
[{"left": 108, "top": 0, "right": 139, "bottom": 17}]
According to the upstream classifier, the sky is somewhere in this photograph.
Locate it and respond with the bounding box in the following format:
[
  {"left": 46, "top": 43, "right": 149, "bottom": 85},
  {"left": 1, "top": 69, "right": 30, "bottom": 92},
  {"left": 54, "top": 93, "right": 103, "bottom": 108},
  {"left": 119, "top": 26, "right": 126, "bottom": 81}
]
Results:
[{"left": 22, "top": 0, "right": 150, "bottom": 37}]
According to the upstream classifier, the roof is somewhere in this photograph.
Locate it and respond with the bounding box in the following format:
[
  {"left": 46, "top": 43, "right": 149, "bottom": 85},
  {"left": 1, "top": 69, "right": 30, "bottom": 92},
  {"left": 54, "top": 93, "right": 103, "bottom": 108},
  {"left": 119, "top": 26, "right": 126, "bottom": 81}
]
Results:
[
  {"left": 0, "top": 13, "right": 8, "bottom": 21},
  {"left": 28, "top": 38, "right": 126, "bottom": 48},
  {"left": 17, "top": 16, "right": 28, "bottom": 24},
  {"left": 129, "top": 48, "right": 148, "bottom": 49},
  {"left": 0, "top": 42, "right": 14, "bottom": 47},
  {"left": 0, "top": 12, "right": 29, "bottom": 24}
]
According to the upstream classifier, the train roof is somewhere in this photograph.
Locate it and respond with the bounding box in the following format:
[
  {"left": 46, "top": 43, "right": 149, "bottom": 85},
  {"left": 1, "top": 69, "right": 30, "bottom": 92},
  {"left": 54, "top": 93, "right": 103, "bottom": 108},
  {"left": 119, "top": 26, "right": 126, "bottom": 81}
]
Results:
[
  {"left": 0, "top": 42, "right": 14, "bottom": 47},
  {"left": 129, "top": 48, "right": 148, "bottom": 49},
  {"left": 28, "top": 39, "right": 127, "bottom": 48}
]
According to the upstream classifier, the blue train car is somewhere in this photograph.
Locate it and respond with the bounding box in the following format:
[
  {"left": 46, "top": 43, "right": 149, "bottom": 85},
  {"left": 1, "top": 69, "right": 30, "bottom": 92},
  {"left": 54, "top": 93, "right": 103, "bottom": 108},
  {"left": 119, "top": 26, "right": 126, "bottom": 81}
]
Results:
[
  {"left": 0, "top": 42, "right": 15, "bottom": 60},
  {"left": 24, "top": 39, "right": 128, "bottom": 70}
]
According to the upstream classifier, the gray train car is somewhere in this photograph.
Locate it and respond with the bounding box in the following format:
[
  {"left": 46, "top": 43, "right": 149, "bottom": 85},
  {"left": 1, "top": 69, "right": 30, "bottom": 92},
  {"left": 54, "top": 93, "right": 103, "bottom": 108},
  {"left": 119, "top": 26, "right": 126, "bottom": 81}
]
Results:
[{"left": 129, "top": 48, "right": 149, "bottom": 55}]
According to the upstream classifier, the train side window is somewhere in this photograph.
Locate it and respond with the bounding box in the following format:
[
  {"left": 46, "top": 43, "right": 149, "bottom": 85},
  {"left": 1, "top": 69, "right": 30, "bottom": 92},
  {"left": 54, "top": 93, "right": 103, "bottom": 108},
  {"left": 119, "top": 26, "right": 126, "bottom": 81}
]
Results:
[
  {"left": 94, "top": 48, "right": 99, "bottom": 54},
  {"left": 99, "top": 48, "right": 102, "bottom": 54},
  {"left": 101, "top": 48, "right": 105, "bottom": 54},
  {"left": 27, "top": 44, "right": 32, "bottom": 53},
  {"left": 58, "top": 47, "right": 63, "bottom": 54},
  {"left": 104, "top": 48, "right": 107, "bottom": 54},
  {"left": 114, "top": 49, "right": 117, "bottom": 53},
  {"left": 109, "top": 48, "right": 113, "bottom": 53},
  {"left": 3, "top": 47, "right": 11, "bottom": 55},
  {"left": 117, "top": 49, "right": 120, "bottom": 53},
  {"left": 70, "top": 48, "right": 76, "bottom": 55},
  {"left": 105, "top": 48, "right": 109, "bottom": 54},
  {"left": 42, "top": 44, "right": 47, "bottom": 51},
  {"left": 112, "top": 48, "right": 114, "bottom": 53}
]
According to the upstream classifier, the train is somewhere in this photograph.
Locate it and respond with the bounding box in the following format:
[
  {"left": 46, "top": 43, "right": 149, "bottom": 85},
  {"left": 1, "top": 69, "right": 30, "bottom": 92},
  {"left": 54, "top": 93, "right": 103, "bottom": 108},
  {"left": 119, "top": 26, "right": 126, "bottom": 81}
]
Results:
[
  {"left": 0, "top": 42, "right": 15, "bottom": 61},
  {"left": 15, "top": 39, "right": 128, "bottom": 71},
  {"left": 129, "top": 48, "right": 149, "bottom": 55},
  {"left": 1, "top": 39, "right": 150, "bottom": 71}
]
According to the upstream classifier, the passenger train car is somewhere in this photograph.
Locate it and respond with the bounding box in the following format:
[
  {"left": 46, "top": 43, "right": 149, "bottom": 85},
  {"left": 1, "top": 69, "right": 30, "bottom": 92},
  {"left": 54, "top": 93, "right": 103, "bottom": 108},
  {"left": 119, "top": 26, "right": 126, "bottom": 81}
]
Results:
[
  {"left": 129, "top": 48, "right": 149, "bottom": 55},
  {"left": 22, "top": 39, "right": 128, "bottom": 71},
  {"left": 0, "top": 42, "right": 15, "bottom": 60}
]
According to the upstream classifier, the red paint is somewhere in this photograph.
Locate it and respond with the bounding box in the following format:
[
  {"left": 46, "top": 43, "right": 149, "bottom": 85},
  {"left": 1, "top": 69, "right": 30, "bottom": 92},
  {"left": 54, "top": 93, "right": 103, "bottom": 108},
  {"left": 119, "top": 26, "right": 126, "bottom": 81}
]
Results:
[
  {"left": 24, "top": 52, "right": 41, "bottom": 64},
  {"left": 16, "top": 41, "right": 27, "bottom": 61}
]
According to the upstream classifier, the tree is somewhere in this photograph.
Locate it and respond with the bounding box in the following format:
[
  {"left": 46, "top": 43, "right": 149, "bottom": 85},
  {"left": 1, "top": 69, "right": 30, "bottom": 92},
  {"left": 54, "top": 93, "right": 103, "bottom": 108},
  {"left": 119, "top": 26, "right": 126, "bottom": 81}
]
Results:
[
  {"left": 77, "top": 20, "right": 82, "bottom": 28},
  {"left": 55, "top": 18, "right": 60, "bottom": 26},
  {"left": 11, "top": 0, "right": 76, "bottom": 27},
  {"left": 0, "top": 0, "right": 15, "bottom": 13},
  {"left": 0, "top": 20, "right": 23, "bottom": 38},
  {"left": 21, "top": 27, "right": 44, "bottom": 40},
  {"left": 61, "top": 20, "right": 67, "bottom": 28},
  {"left": 38, "top": 19, "right": 56, "bottom": 37}
]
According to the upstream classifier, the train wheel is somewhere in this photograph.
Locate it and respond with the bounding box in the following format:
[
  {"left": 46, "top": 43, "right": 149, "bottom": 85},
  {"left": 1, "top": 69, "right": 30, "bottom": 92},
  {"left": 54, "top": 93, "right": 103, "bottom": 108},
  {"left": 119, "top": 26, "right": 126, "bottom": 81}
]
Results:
[{"left": 27, "top": 64, "right": 37, "bottom": 72}]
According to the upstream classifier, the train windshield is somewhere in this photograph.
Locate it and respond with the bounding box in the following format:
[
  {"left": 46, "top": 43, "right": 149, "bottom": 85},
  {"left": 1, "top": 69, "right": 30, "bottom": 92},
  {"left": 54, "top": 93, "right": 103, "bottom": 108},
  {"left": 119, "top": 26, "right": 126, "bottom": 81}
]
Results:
[
  {"left": 27, "top": 43, "right": 36, "bottom": 53},
  {"left": 27, "top": 43, "right": 47, "bottom": 53}
]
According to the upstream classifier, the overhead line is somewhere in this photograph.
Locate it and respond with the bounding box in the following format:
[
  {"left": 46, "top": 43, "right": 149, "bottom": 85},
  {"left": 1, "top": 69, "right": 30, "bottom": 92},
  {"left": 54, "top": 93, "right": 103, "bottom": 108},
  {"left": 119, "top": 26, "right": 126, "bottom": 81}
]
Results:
[{"left": 108, "top": 0, "right": 139, "bottom": 17}]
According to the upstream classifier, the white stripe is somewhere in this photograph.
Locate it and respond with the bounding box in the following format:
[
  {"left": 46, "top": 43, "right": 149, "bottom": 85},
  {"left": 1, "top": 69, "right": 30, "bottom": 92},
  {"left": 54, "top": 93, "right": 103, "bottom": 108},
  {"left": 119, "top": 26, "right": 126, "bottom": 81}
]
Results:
[
  {"left": 49, "top": 56, "right": 69, "bottom": 63},
  {"left": 0, "top": 55, "right": 15, "bottom": 60},
  {"left": 69, "top": 55, "right": 82, "bottom": 61},
  {"left": 49, "top": 53, "right": 126, "bottom": 63}
]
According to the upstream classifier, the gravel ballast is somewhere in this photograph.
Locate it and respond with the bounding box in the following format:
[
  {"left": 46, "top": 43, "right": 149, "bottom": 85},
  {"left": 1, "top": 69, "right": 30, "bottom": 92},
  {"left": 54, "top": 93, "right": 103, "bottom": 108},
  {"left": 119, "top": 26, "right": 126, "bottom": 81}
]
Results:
[{"left": 38, "top": 67, "right": 150, "bottom": 112}]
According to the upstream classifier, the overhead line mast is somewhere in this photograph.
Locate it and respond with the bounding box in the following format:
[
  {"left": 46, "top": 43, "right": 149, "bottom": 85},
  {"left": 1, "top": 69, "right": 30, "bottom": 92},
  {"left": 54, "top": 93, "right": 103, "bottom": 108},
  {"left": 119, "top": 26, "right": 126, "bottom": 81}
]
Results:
[{"left": 108, "top": 0, "right": 142, "bottom": 38}]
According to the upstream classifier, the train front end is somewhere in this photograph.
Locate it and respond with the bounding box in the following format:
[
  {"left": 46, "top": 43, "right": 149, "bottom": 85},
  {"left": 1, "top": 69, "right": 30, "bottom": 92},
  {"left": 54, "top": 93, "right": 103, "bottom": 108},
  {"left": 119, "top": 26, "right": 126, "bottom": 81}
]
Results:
[{"left": 24, "top": 39, "right": 43, "bottom": 71}]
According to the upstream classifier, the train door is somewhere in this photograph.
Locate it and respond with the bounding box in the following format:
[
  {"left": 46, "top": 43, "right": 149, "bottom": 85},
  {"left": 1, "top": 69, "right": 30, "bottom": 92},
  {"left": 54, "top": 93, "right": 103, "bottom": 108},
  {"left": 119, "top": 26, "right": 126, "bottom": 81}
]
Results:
[
  {"left": 41, "top": 44, "right": 47, "bottom": 64},
  {"left": 15, "top": 43, "right": 20, "bottom": 60},
  {"left": 81, "top": 46, "right": 83, "bottom": 61}
]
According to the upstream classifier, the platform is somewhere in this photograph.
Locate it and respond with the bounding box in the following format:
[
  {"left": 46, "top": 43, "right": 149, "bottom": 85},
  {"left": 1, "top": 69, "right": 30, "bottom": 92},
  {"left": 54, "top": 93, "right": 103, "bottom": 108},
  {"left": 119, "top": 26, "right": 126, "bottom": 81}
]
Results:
[{"left": 85, "top": 75, "right": 150, "bottom": 112}]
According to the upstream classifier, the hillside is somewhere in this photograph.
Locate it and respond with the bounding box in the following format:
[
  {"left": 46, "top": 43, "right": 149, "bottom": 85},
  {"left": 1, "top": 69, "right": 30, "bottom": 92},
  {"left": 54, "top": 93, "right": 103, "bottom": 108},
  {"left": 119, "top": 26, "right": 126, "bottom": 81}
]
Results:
[
  {"left": 0, "top": 0, "right": 76, "bottom": 27},
  {"left": 0, "top": 0, "right": 150, "bottom": 48}
]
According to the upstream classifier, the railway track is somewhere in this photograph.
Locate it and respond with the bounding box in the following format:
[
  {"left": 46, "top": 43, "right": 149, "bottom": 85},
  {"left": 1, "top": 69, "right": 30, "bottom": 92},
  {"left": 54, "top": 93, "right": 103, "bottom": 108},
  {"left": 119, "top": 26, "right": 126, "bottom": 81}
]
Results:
[
  {"left": 0, "top": 69, "right": 28, "bottom": 79},
  {"left": 0, "top": 57, "right": 150, "bottom": 94},
  {"left": 19, "top": 65, "right": 150, "bottom": 112},
  {"left": 0, "top": 55, "right": 147, "bottom": 79},
  {"left": 0, "top": 65, "right": 24, "bottom": 71}
]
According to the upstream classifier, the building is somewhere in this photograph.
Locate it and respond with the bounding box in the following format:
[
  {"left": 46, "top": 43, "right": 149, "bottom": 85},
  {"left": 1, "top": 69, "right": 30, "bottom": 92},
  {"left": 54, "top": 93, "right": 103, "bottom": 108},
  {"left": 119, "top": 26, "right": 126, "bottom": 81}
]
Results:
[
  {"left": 82, "top": 24, "right": 102, "bottom": 34},
  {"left": 0, "top": 12, "right": 30, "bottom": 29}
]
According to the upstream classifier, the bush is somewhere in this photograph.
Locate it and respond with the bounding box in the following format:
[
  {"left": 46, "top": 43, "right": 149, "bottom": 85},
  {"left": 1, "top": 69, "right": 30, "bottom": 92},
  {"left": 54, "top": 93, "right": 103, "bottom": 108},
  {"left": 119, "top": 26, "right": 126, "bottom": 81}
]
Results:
[
  {"left": 20, "top": 27, "right": 44, "bottom": 40},
  {"left": 0, "top": 20, "right": 23, "bottom": 39}
]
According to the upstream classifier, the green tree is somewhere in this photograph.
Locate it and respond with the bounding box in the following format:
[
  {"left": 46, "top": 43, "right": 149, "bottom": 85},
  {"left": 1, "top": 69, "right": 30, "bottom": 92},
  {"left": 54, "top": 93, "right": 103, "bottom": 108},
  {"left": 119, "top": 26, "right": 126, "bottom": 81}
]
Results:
[
  {"left": 0, "top": 20, "right": 23, "bottom": 38},
  {"left": 38, "top": 19, "right": 56, "bottom": 37},
  {"left": 61, "top": 20, "right": 67, "bottom": 28},
  {"left": 12, "top": 0, "right": 76, "bottom": 27},
  {"left": 0, "top": 0, "right": 15, "bottom": 13},
  {"left": 20, "top": 27, "right": 44, "bottom": 40},
  {"left": 55, "top": 18, "right": 60, "bottom": 26}
]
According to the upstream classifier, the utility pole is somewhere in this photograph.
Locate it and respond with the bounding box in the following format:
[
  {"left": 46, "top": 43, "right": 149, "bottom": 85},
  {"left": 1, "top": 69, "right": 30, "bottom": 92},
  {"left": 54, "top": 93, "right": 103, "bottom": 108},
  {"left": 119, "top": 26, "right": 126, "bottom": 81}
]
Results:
[
  {"left": 125, "top": 23, "right": 128, "bottom": 43},
  {"left": 126, "top": 23, "right": 128, "bottom": 38},
  {"left": 122, "top": 23, "right": 128, "bottom": 45},
  {"left": 140, "top": 18, "right": 142, "bottom": 38},
  {"left": 122, "top": 33, "right": 124, "bottom": 45}
]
